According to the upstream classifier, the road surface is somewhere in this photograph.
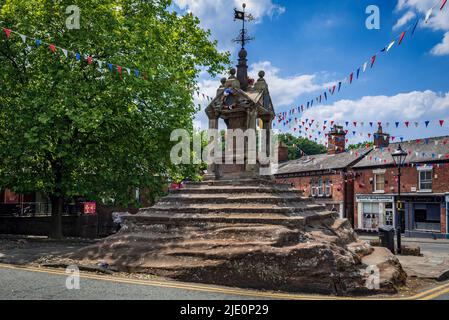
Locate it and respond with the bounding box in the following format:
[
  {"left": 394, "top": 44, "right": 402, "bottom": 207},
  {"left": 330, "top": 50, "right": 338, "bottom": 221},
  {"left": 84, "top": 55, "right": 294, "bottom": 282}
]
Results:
[{"left": 1, "top": 263, "right": 449, "bottom": 300}]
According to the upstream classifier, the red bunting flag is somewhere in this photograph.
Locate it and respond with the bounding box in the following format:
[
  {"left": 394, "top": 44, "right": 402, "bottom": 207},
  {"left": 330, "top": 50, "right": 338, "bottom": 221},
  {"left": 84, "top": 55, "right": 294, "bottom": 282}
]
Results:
[
  {"left": 440, "top": 120, "right": 445, "bottom": 127},
  {"left": 49, "top": 44, "right": 56, "bottom": 53},
  {"left": 117, "top": 65, "right": 122, "bottom": 73},
  {"left": 87, "top": 56, "right": 92, "bottom": 65},
  {"left": 371, "top": 55, "right": 376, "bottom": 68},
  {"left": 441, "top": 0, "right": 448, "bottom": 10},
  {"left": 398, "top": 31, "right": 406, "bottom": 45},
  {"left": 353, "top": 121, "right": 357, "bottom": 127},
  {"left": 349, "top": 73, "right": 353, "bottom": 84},
  {"left": 3, "top": 28, "right": 11, "bottom": 39},
  {"left": 405, "top": 121, "right": 410, "bottom": 128}
]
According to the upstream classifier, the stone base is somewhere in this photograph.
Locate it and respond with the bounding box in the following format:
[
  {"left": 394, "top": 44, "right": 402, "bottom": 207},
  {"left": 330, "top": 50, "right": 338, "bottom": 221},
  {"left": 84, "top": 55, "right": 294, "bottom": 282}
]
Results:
[{"left": 62, "top": 178, "right": 407, "bottom": 295}]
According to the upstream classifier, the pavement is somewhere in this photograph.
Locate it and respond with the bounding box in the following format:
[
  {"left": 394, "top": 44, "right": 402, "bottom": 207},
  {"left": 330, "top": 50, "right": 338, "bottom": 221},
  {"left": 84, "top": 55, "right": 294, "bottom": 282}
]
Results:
[
  {"left": 1, "top": 263, "right": 449, "bottom": 300},
  {"left": 2, "top": 235, "right": 449, "bottom": 300},
  {"left": 360, "top": 235, "right": 449, "bottom": 281}
]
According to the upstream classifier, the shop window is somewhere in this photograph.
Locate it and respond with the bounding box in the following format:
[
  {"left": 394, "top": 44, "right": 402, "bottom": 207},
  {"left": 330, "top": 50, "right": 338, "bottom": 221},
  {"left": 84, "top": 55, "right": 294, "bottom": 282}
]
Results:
[
  {"left": 362, "top": 202, "right": 380, "bottom": 231},
  {"left": 318, "top": 178, "right": 324, "bottom": 196},
  {"left": 325, "top": 179, "right": 332, "bottom": 196},
  {"left": 419, "top": 170, "right": 432, "bottom": 192},
  {"left": 311, "top": 180, "right": 318, "bottom": 197},
  {"left": 374, "top": 173, "right": 385, "bottom": 193},
  {"left": 414, "top": 204, "right": 440, "bottom": 232}
]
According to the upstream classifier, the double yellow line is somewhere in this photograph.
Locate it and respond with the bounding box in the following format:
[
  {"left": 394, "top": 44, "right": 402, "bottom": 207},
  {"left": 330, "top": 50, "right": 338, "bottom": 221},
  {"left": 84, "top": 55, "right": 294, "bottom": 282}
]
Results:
[{"left": 0, "top": 263, "right": 448, "bottom": 300}]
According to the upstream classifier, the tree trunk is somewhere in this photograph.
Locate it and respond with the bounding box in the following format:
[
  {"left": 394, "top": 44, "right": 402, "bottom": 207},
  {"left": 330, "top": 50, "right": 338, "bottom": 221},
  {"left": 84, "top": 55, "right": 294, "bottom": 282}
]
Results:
[{"left": 50, "top": 195, "right": 64, "bottom": 239}]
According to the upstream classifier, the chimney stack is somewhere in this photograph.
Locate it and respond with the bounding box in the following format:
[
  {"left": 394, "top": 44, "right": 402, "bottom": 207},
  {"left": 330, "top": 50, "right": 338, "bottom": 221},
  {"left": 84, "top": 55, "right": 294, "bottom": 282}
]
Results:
[
  {"left": 374, "top": 125, "right": 390, "bottom": 148},
  {"left": 327, "top": 125, "right": 346, "bottom": 155}
]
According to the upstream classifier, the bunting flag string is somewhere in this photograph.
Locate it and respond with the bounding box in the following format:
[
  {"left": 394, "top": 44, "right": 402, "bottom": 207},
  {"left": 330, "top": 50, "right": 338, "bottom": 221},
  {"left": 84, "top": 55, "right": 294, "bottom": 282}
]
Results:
[
  {"left": 275, "top": 0, "right": 447, "bottom": 123},
  {"left": 0, "top": 26, "right": 214, "bottom": 103}
]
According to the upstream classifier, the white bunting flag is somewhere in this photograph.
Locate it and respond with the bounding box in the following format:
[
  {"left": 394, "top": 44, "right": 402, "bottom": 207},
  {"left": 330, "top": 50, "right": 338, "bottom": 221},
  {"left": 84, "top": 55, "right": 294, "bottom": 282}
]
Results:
[
  {"left": 62, "top": 49, "right": 68, "bottom": 57},
  {"left": 20, "top": 34, "right": 27, "bottom": 43},
  {"left": 425, "top": 8, "right": 433, "bottom": 23},
  {"left": 363, "top": 62, "right": 368, "bottom": 72},
  {"left": 386, "top": 41, "right": 395, "bottom": 52}
]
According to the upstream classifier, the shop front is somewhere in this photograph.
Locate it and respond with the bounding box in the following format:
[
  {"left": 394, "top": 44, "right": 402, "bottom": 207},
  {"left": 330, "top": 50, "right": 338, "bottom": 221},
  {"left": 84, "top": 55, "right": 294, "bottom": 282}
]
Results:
[
  {"left": 403, "top": 195, "right": 446, "bottom": 238},
  {"left": 356, "top": 195, "right": 395, "bottom": 232}
]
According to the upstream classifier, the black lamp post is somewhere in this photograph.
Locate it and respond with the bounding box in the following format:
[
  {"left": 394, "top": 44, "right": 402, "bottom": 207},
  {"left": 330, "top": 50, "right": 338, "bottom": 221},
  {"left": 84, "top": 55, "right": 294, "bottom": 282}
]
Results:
[{"left": 391, "top": 144, "right": 407, "bottom": 255}]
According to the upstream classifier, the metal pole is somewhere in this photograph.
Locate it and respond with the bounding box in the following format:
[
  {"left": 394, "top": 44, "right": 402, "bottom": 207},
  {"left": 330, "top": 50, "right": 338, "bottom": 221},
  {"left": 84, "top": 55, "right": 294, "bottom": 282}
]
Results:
[{"left": 397, "top": 166, "right": 402, "bottom": 255}]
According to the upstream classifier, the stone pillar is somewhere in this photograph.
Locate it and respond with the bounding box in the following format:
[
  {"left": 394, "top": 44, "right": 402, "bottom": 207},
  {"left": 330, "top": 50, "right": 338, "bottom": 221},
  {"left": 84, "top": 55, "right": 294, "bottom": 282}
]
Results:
[
  {"left": 245, "top": 109, "right": 258, "bottom": 175},
  {"left": 208, "top": 117, "right": 219, "bottom": 176}
]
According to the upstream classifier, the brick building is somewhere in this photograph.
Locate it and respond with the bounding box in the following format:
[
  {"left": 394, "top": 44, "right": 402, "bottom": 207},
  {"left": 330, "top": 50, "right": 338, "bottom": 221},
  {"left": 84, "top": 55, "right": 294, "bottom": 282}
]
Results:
[
  {"left": 353, "top": 135, "right": 449, "bottom": 239},
  {"left": 275, "top": 126, "right": 371, "bottom": 223}
]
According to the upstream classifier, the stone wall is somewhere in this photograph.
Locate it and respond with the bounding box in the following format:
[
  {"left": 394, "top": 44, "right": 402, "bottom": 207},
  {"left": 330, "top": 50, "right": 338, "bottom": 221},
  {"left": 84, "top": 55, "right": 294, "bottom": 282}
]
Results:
[{"left": 0, "top": 213, "right": 115, "bottom": 238}]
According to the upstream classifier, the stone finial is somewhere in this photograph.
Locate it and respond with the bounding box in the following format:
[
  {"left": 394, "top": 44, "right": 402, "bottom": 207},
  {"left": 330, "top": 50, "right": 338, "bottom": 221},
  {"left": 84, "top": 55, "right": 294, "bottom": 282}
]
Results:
[
  {"left": 225, "top": 68, "right": 240, "bottom": 89},
  {"left": 253, "top": 70, "right": 267, "bottom": 91}
]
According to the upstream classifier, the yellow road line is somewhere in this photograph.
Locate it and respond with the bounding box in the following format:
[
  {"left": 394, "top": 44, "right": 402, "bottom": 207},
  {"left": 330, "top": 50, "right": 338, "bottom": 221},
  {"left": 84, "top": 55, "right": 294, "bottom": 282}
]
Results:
[{"left": 0, "top": 263, "right": 447, "bottom": 300}]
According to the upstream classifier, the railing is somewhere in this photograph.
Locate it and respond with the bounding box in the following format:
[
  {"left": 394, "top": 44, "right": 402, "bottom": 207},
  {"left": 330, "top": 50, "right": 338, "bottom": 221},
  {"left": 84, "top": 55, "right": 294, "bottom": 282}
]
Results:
[{"left": 0, "top": 202, "right": 82, "bottom": 217}]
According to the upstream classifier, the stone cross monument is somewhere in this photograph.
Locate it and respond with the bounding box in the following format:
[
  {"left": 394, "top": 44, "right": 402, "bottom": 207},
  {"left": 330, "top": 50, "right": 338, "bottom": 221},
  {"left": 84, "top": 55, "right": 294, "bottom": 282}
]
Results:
[{"left": 205, "top": 4, "right": 276, "bottom": 179}]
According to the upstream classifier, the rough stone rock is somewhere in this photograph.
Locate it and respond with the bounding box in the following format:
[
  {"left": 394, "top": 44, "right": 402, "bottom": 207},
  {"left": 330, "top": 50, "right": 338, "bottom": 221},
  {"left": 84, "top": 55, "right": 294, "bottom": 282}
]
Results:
[{"left": 61, "top": 178, "right": 407, "bottom": 295}]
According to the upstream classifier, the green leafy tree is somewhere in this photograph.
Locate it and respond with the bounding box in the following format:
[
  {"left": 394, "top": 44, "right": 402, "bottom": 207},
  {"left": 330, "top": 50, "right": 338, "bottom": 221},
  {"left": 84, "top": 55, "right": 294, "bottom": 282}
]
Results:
[
  {"left": 279, "top": 133, "right": 327, "bottom": 160},
  {"left": 0, "top": 0, "right": 229, "bottom": 238},
  {"left": 347, "top": 141, "right": 373, "bottom": 150}
]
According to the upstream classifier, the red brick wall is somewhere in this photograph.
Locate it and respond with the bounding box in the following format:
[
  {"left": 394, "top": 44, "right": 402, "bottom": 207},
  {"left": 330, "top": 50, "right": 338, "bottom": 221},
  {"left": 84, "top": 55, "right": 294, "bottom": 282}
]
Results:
[
  {"left": 276, "top": 173, "right": 345, "bottom": 200},
  {"left": 354, "top": 165, "right": 449, "bottom": 196},
  {"left": 354, "top": 164, "right": 449, "bottom": 232}
]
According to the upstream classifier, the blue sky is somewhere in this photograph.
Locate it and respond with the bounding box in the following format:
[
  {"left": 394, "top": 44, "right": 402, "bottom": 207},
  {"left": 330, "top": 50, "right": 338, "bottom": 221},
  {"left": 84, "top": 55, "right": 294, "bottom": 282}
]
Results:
[{"left": 173, "top": 0, "right": 449, "bottom": 145}]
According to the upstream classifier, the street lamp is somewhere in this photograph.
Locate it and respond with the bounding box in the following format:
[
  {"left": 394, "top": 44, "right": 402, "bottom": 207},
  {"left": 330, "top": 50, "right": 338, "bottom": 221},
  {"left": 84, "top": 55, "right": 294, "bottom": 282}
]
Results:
[{"left": 391, "top": 144, "right": 407, "bottom": 255}]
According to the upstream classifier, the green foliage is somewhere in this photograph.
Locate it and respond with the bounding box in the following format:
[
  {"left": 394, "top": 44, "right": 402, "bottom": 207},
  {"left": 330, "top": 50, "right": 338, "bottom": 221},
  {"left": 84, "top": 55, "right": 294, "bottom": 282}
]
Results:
[
  {"left": 278, "top": 133, "right": 327, "bottom": 160},
  {"left": 0, "top": 0, "right": 229, "bottom": 209},
  {"left": 347, "top": 141, "right": 373, "bottom": 150}
]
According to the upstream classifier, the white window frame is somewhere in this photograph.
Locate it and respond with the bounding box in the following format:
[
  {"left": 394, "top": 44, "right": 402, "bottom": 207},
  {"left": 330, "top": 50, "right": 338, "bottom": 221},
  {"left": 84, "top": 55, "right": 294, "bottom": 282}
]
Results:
[
  {"left": 325, "top": 179, "right": 332, "bottom": 197},
  {"left": 373, "top": 170, "right": 386, "bottom": 194},
  {"left": 418, "top": 167, "right": 433, "bottom": 192},
  {"left": 317, "top": 178, "right": 324, "bottom": 197},
  {"left": 311, "top": 180, "right": 318, "bottom": 197}
]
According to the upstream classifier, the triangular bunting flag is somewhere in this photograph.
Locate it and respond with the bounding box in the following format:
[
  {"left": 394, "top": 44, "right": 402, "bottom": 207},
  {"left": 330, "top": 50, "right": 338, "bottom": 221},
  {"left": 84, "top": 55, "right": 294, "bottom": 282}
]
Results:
[
  {"left": 386, "top": 40, "right": 395, "bottom": 52},
  {"left": 371, "top": 55, "right": 376, "bottom": 68},
  {"left": 20, "top": 34, "right": 27, "bottom": 43},
  {"left": 425, "top": 8, "right": 433, "bottom": 23},
  {"left": 398, "top": 31, "right": 406, "bottom": 45}
]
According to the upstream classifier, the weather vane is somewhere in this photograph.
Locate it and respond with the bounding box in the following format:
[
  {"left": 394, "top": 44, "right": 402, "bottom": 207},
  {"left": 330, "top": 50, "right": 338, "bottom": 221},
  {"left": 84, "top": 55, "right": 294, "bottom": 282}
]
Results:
[{"left": 233, "top": 3, "right": 255, "bottom": 49}]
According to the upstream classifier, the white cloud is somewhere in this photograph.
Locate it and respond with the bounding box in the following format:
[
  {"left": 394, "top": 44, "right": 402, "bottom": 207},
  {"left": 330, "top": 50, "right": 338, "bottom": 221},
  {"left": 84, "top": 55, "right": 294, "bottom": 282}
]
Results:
[
  {"left": 294, "top": 90, "right": 449, "bottom": 144},
  {"left": 303, "top": 90, "right": 449, "bottom": 122},
  {"left": 193, "top": 60, "right": 330, "bottom": 130},
  {"left": 431, "top": 31, "right": 449, "bottom": 56},
  {"left": 393, "top": 11, "right": 416, "bottom": 30},
  {"left": 173, "top": 0, "right": 285, "bottom": 52},
  {"left": 395, "top": 0, "right": 449, "bottom": 56},
  {"left": 249, "top": 61, "right": 331, "bottom": 107}
]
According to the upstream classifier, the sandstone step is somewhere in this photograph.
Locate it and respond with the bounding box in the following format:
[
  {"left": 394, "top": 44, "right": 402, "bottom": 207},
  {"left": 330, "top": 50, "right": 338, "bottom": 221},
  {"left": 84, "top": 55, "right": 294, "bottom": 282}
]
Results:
[
  {"left": 149, "top": 204, "right": 324, "bottom": 215},
  {"left": 186, "top": 178, "right": 278, "bottom": 188},
  {"left": 158, "top": 195, "right": 307, "bottom": 205},
  {"left": 125, "top": 211, "right": 334, "bottom": 227},
  {"left": 170, "top": 186, "right": 303, "bottom": 195}
]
